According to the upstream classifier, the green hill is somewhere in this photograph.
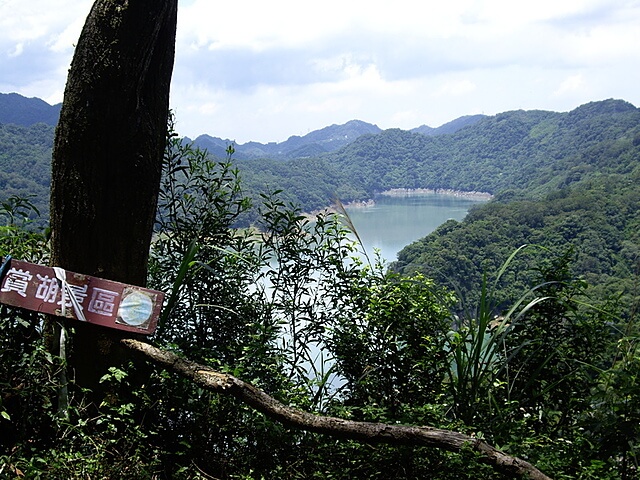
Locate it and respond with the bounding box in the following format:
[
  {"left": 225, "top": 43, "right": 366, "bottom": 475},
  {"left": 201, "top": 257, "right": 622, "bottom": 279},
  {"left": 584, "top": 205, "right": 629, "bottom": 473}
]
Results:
[
  {"left": 387, "top": 100, "right": 640, "bottom": 312},
  {"left": 324, "top": 99, "right": 639, "bottom": 197},
  {"left": 0, "top": 122, "right": 54, "bottom": 223},
  {"left": 393, "top": 173, "right": 640, "bottom": 310},
  {"left": 232, "top": 99, "right": 640, "bottom": 228},
  {"left": 0, "top": 92, "right": 60, "bottom": 127}
]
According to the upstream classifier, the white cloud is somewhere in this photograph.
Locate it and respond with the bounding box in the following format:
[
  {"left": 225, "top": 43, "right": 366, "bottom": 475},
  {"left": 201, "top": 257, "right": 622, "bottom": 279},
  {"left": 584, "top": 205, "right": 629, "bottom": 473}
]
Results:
[
  {"left": 554, "top": 74, "right": 589, "bottom": 98},
  {"left": 8, "top": 42, "right": 23, "bottom": 58},
  {"left": 0, "top": 0, "right": 90, "bottom": 46},
  {"left": 0, "top": 0, "right": 91, "bottom": 102},
  {"left": 435, "top": 79, "right": 477, "bottom": 97},
  {"left": 1, "top": 0, "right": 640, "bottom": 141}
]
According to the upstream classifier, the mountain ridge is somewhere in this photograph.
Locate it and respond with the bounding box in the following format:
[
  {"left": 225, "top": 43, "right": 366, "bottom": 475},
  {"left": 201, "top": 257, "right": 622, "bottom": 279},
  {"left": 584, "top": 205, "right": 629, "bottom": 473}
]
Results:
[
  {"left": 0, "top": 92, "right": 61, "bottom": 127},
  {"left": 191, "top": 116, "right": 487, "bottom": 159},
  {"left": 321, "top": 99, "right": 639, "bottom": 198},
  {"left": 0, "top": 92, "right": 485, "bottom": 159},
  {"left": 1, "top": 93, "right": 638, "bottom": 230}
]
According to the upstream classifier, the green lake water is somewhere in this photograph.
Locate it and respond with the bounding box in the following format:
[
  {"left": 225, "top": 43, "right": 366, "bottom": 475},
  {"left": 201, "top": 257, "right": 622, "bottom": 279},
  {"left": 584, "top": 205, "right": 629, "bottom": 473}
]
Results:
[{"left": 344, "top": 194, "right": 487, "bottom": 264}]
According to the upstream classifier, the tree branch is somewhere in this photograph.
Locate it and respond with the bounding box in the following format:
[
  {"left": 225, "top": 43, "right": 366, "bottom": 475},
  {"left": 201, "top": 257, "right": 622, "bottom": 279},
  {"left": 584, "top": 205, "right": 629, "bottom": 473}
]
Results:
[{"left": 122, "top": 338, "right": 552, "bottom": 480}]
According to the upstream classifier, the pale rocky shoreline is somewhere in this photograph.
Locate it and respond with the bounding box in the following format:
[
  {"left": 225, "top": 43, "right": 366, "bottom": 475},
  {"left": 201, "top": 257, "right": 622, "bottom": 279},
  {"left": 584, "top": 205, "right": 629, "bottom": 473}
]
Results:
[
  {"left": 380, "top": 188, "right": 493, "bottom": 201},
  {"left": 305, "top": 188, "right": 493, "bottom": 217},
  {"left": 342, "top": 188, "right": 493, "bottom": 210}
]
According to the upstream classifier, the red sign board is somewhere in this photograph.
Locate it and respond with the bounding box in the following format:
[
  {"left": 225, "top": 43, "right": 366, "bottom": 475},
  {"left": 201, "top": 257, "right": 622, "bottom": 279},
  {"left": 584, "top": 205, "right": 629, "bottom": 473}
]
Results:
[{"left": 0, "top": 258, "right": 163, "bottom": 335}]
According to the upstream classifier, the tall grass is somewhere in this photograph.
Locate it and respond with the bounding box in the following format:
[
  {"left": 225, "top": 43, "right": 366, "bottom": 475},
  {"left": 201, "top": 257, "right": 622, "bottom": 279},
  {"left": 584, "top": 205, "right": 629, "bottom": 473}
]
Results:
[{"left": 445, "top": 245, "right": 552, "bottom": 423}]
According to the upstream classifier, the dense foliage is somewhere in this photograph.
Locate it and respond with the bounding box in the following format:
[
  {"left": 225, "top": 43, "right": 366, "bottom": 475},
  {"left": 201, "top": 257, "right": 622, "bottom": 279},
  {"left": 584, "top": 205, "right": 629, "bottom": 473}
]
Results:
[
  {"left": 322, "top": 99, "right": 640, "bottom": 195},
  {"left": 0, "top": 123, "right": 53, "bottom": 224},
  {"left": 1, "top": 125, "right": 639, "bottom": 478}
]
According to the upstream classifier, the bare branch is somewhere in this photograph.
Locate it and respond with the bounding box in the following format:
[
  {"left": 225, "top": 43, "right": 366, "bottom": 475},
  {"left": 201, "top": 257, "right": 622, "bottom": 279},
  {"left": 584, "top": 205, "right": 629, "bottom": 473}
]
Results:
[{"left": 122, "top": 338, "right": 552, "bottom": 480}]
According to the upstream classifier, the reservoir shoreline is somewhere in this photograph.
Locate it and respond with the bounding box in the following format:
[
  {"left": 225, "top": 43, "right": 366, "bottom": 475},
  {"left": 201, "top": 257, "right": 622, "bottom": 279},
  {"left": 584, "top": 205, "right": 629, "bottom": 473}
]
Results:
[
  {"left": 341, "top": 188, "right": 493, "bottom": 210},
  {"left": 380, "top": 188, "right": 493, "bottom": 201}
]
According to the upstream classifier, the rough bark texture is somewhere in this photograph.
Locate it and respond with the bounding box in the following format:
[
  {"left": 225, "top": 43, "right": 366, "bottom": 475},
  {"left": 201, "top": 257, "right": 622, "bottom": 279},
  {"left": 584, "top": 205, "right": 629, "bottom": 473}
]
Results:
[
  {"left": 123, "top": 338, "right": 553, "bottom": 480},
  {"left": 50, "top": 0, "right": 178, "bottom": 394}
]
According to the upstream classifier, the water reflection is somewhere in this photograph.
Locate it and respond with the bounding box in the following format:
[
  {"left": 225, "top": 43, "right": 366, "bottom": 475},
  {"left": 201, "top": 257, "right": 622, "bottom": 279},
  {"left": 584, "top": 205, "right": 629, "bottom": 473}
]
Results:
[{"left": 343, "top": 193, "right": 485, "bottom": 263}]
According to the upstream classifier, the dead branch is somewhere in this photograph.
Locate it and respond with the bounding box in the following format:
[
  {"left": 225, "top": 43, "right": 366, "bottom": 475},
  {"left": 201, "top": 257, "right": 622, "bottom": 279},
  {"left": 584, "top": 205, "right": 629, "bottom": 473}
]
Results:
[{"left": 122, "top": 338, "right": 551, "bottom": 480}]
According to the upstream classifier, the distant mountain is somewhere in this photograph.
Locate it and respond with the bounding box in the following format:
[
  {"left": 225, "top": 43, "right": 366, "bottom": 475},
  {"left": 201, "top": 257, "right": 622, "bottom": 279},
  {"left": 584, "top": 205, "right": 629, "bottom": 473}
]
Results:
[
  {"left": 0, "top": 92, "right": 61, "bottom": 127},
  {"left": 192, "top": 115, "right": 485, "bottom": 160},
  {"left": 411, "top": 114, "right": 486, "bottom": 136},
  {"left": 3, "top": 92, "right": 638, "bottom": 233},
  {"left": 0, "top": 91, "right": 483, "bottom": 159},
  {"left": 323, "top": 99, "right": 640, "bottom": 197},
  {"left": 186, "top": 134, "right": 232, "bottom": 159},
  {"left": 284, "top": 119, "right": 382, "bottom": 153},
  {"left": 192, "top": 120, "right": 383, "bottom": 159}
]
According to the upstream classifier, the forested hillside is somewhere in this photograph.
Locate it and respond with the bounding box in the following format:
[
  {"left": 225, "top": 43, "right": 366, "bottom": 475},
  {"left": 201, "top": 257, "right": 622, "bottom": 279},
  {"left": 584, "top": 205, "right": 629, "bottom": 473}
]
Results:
[
  {"left": 394, "top": 173, "right": 640, "bottom": 310},
  {"left": 411, "top": 114, "right": 487, "bottom": 135},
  {"left": 386, "top": 99, "right": 640, "bottom": 313},
  {"left": 0, "top": 123, "right": 54, "bottom": 222},
  {"left": 0, "top": 93, "right": 61, "bottom": 127},
  {"left": 323, "top": 99, "right": 639, "bottom": 196}
]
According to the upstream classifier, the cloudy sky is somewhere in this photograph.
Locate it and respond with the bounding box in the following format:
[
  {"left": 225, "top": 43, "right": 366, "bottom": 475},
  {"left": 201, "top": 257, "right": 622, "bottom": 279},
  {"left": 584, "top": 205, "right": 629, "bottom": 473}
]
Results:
[{"left": 1, "top": 0, "right": 639, "bottom": 143}]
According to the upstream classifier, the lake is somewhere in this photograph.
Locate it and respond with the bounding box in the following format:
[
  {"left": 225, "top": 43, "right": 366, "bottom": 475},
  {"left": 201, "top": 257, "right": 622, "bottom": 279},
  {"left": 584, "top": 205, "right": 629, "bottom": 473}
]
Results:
[{"left": 344, "top": 193, "right": 488, "bottom": 264}]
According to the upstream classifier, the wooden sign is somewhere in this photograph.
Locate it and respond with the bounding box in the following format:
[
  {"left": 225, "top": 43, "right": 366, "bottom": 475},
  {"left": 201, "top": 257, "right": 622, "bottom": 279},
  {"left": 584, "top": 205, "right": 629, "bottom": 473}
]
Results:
[{"left": 0, "top": 257, "right": 163, "bottom": 335}]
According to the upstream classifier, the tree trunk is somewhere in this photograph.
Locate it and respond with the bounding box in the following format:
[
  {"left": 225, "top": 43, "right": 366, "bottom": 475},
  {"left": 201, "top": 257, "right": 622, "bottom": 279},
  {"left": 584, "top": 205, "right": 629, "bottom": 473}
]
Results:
[{"left": 50, "top": 0, "right": 178, "bottom": 398}]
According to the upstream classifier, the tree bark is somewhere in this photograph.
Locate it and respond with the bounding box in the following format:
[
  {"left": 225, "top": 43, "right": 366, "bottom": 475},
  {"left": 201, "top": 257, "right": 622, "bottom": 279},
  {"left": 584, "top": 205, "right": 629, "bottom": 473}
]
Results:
[
  {"left": 50, "top": 0, "right": 178, "bottom": 397},
  {"left": 123, "top": 338, "right": 553, "bottom": 480}
]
